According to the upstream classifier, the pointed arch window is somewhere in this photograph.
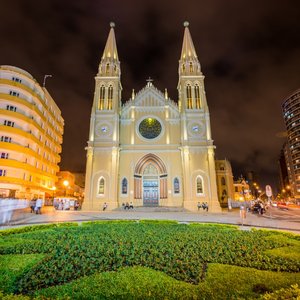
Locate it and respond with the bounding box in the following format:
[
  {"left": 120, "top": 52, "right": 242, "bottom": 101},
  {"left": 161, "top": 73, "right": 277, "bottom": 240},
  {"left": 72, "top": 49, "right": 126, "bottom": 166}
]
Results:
[
  {"left": 174, "top": 177, "right": 180, "bottom": 194},
  {"left": 186, "top": 84, "right": 192, "bottom": 109},
  {"left": 99, "top": 85, "right": 105, "bottom": 110},
  {"left": 196, "top": 176, "right": 204, "bottom": 195},
  {"left": 106, "top": 63, "right": 110, "bottom": 74},
  {"left": 189, "top": 62, "right": 193, "bottom": 73},
  {"left": 195, "top": 84, "right": 201, "bottom": 109},
  {"left": 122, "top": 178, "right": 128, "bottom": 195},
  {"left": 182, "top": 64, "right": 185, "bottom": 73},
  {"left": 107, "top": 85, "right": 113, "bottom": 110},
  {"left": 98, "top": 177, "right": 105, "bottom": 195},
  {"left": 221, "top": 177, "right": 226, "bottom": 186}
]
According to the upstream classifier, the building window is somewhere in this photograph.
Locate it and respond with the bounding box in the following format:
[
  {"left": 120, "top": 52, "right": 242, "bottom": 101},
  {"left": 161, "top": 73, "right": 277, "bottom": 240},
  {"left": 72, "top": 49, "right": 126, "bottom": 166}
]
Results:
[
  {"left": 121, "top": 178, "right": 128, "bottom": 194},
  {"left": 106, "top": 63, "right": 110, "bottom": 74},
  {"left": 1, "top": 153, "right": 9, "bottom": 159},
  {"left": 195, "top": 84, "right": 201, "bottom": 109},
  {"left": 6, "top": 105, "right": 17, "bottom": 112},
  {"left": 98, "top": 177, "right": 105, "bottom": 195},
  {"left": 4, "top": 120, "right": 15, "bottom": 127},
  {"left": 221, "top": 177, "right": 226, "bottom": 186},
  {"left": 107, "top": 85, "right": 113, "bottom": 110},
  {"left": 9, "top": 91, "right": 19, "bottom": 97},
  {"left": 12, "top": 77, "right": 22, "bottom": 83},
  {"left": 174, "top": 177, "right": 180, "bottom": 194},
  {"left": 235, "top": 186, "right": 238, "bottom": 192},
  {"left": 0, "top": 170, "right": 6, "bottom": 176},
  {"left": 196, "top": 176, "right": 204, "bottom": 195},
  {"left": 1, "top": 136, "right": 12, "bottom": 143},
  {"left": 186, "top": 84, "right": 192, "bottom": 109},
  {"left": 99, "top": 85, "right": 105, "bottom": 110}
]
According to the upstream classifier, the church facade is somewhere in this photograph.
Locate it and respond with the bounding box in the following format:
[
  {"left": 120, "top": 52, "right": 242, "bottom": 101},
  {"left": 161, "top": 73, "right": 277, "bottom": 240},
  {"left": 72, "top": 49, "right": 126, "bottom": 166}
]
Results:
[{"left": 83, "top": 22, "right": 221, "bottom": 212}]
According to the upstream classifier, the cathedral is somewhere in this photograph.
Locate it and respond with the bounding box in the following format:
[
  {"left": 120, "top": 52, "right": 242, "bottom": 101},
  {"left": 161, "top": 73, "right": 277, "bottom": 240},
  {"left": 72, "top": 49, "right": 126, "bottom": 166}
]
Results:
[{"left": 83, "top": 22, "right": 221, "bottom": 212}]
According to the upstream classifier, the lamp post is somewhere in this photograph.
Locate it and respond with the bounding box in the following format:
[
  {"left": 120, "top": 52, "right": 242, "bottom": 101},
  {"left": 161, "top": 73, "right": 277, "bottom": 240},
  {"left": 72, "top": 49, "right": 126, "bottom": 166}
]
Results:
[
  {"left": 63, "top": 180, "right": 69, "bottom": 197},
  {"left": 43, "top": 74, "right": 52, "bottom": 87}
]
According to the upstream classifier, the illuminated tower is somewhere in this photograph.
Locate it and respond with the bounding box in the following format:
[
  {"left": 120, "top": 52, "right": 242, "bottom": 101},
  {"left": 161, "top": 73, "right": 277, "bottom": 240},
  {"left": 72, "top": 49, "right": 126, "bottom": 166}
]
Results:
[
  {"left": 84, "top": 22, "right": 122, "bottom": 210},
  {"left": 178, "top": 22, "right": 220, "bottom": 211},
  {"left": 282, "top": 89, "right": 300, "bottom": 198}
]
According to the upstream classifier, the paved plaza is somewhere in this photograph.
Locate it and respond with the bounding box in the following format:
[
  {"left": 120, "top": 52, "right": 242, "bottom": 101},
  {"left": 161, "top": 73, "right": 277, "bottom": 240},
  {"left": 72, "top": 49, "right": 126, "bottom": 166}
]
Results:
[{"left": 1, "top": 205, "right": 299, "bottom": 234}]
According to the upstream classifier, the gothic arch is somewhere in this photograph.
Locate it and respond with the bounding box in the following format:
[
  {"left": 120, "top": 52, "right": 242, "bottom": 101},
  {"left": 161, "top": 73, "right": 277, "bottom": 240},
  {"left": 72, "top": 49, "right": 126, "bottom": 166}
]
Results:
[
  {"left": 134, "top": 154, "right": 168, "bottom": 202},
  {"left": 135, "top": 153, "right": 167, "bottom": 175}
]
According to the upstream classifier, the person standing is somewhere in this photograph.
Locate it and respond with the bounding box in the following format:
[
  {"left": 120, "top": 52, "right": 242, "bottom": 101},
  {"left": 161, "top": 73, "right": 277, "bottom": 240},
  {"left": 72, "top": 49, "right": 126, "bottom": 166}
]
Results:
[
  {"left": 197, "top": 202, "right": 201, "bottom": 211},
  {"left": 35, "top": 198, "right": 43, "bottom": 214},
  {"left": 30, "top": 199, "right": 36, "bottom": 213},
  {"left": 103, "top": 202, "right": 108, "bottom": 211}
]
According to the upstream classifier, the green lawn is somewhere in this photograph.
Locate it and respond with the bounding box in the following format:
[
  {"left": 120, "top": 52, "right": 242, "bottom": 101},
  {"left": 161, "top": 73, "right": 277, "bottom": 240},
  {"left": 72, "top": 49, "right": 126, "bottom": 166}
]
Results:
[{"left": 0, "top": 221, "right": 299, "bottom": 299}]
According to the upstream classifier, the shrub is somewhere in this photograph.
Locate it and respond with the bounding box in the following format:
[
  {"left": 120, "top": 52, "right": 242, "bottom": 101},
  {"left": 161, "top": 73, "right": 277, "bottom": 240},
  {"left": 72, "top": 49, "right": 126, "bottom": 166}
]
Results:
[{"left": 0, "top": 222, "right": 299, "bottom": 295}]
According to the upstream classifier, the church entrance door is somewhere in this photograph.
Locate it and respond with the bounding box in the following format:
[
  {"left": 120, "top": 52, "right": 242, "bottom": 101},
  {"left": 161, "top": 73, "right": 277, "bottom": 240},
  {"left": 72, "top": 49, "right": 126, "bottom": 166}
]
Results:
[{"left": 143, "top": 164, "right": 159, "bottom": 206}]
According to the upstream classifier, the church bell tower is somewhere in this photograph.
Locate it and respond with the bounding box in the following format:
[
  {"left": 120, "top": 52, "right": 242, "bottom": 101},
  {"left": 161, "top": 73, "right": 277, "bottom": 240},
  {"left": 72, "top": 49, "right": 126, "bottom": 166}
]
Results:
[
  {"left": 178, "top": 22, "right": 221, "bottom": 212},
  {"left": 84, "top": 22, "right": 122, "bottom": 210}
]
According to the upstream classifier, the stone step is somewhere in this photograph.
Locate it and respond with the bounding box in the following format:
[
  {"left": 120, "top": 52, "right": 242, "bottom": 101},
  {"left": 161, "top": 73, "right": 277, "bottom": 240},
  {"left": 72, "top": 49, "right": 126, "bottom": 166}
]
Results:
[{"left": 113, "top": 206, "right": 188, "bottom": 212}]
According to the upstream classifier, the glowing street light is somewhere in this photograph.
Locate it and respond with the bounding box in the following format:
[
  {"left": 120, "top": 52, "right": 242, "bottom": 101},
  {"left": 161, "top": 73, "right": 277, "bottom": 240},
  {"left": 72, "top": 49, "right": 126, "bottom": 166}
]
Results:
[{"left": 63, "top": 180, "right": 69, "bottom": 196}]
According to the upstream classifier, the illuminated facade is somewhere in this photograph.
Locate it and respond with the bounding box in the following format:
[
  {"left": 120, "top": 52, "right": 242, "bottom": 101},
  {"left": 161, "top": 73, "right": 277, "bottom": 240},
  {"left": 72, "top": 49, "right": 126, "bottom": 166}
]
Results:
[
  {"left": 84, "top": 22, "right": 221, "bottom": 212},
  {"left": 282, "top": 89, "right": 300, "bottom": 198},
  {"left": 215, "top": 160, "right": 234, "bottom": 207},
  {"left": 0, "top": 66, "right": 64, "bottom": 199}
]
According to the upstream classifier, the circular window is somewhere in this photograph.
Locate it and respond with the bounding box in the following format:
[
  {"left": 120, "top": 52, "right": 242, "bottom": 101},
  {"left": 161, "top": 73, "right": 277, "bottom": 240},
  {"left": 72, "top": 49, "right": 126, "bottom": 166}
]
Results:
[{"left": 139, "top": 118, "right": 162, "bottom": 139}]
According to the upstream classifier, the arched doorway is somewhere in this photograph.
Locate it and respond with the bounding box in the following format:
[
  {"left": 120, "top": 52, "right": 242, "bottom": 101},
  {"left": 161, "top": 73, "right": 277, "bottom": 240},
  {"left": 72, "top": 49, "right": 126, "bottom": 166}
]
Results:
[
  {"left": 134, "top": 154, "right": 167, "bottom": 206},
  {"left": 142, "top": 163, "right": 159, "bottom": 206}
]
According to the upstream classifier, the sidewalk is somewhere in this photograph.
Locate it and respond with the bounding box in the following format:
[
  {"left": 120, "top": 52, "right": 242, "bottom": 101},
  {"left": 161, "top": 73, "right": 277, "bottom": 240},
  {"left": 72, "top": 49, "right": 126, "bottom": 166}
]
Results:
[{"left": 1, "top": 207, "right": 299, "bottom": 234}]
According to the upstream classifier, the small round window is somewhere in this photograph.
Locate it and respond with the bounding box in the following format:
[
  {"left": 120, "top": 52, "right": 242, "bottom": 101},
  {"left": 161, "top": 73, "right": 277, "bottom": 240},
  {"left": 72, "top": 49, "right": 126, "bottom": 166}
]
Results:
[{"left": 139, "top": 118, "right": 162, "bottom": 139}]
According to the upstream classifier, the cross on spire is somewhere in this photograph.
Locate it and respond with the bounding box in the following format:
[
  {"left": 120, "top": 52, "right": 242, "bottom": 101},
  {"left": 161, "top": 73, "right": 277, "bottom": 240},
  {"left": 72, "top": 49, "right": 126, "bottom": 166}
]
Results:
[{"left": 146, "top": 77, "right": 153, "bottom": 87}]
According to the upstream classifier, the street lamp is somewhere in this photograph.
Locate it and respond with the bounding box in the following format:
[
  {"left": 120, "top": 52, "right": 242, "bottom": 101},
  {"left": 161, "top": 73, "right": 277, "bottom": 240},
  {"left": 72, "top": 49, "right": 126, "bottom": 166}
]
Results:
[{"left": 63, "top": 180, "right": 69, "bottom": 197}]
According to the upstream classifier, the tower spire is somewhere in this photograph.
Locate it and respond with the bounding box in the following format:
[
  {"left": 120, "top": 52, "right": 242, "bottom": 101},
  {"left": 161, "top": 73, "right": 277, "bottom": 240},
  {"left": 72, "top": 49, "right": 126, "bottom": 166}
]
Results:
[
  {"left": 179, "top": 21, "right": 201, "bottom": 76},
  {"left": 98, "top": 22, "right": 120, "bottom": 76}
]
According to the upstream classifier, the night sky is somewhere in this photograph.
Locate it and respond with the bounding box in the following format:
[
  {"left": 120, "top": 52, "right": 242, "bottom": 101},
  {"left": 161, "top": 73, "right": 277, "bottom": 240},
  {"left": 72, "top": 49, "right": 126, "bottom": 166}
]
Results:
[{"left": 1, "top": 0, "right": 300, "bottom": 190}]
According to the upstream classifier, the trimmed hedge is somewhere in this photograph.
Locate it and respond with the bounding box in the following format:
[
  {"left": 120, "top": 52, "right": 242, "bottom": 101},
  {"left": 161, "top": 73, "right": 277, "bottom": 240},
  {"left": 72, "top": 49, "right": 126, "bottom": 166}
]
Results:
[
  {"left": 0, "top": 222, "right": 299, "bottom": 297},
  {"left": 34, "top": 265, "right": 300, "bottom": 300}
]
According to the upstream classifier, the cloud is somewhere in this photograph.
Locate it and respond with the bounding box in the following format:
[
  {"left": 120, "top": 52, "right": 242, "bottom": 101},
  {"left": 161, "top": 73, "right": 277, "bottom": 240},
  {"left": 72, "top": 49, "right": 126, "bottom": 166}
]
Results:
[{"left": 1, "top": 0, "right": 300, "bottom": 190}]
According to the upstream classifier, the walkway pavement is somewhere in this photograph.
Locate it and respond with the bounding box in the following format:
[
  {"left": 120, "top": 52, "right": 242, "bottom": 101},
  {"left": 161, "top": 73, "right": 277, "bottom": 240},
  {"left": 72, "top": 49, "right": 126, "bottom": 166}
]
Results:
[{"left": 1, "top": 206, "right": 300, "bottom": 234}]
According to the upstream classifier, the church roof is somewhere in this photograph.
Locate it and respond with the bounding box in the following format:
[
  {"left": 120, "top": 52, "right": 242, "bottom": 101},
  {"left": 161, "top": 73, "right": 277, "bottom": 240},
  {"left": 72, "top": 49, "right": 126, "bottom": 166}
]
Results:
[
  {"left": 101, "top": 22, "right": 119, "bottom": 61},
  {"left": 121, "top": 82, "right": 179, "bottom": 117},
  {"left": 180, "top": 21, "right": 198, "bottom": 61}
]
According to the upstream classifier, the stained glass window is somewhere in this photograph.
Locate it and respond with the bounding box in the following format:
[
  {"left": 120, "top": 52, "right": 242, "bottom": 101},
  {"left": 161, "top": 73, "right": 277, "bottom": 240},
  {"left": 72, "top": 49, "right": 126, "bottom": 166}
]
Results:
[
  {"left": 98, "top": 177, "right": 105, "bottom": 195},
  {"left": 196, "top": 176, "right": 203, "bottom": 194},
  {"left": 139, "top": 118, "right": 162, "bottom": 139},
  {"left": 186, "top": 84, "right": 192, "bottom": 109},
  {"left": 195, "top": 84, "right": 201, "bottom": 109},
  {"left": 174, "top": 177, "right": 180, "bottom": 194},
  {"left": 122, "top": 178, "right": 128, "bottom": 194},
  {"left": 99, "top": 86, "right": 105, "bottom": 110}
]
